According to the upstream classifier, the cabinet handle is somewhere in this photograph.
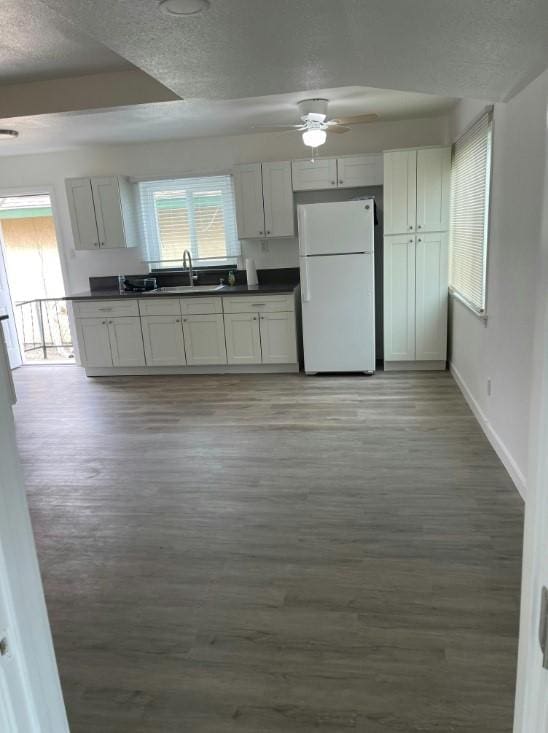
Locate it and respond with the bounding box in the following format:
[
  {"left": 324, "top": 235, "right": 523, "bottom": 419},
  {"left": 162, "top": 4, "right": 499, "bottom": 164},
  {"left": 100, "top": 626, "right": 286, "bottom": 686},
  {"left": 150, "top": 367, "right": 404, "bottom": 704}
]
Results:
[
  {"left": 266, "top": 230, "right": 271, "bottom": 235},
  {"left": 409, "top": 225, "right": 413, "bottom": 230},
  {"left": 252, "top": 316, "right": 258, "bottom": 321},
  {"left": 409, "top": 239, "right": 414, "bottom": 243},
  {"left": 183, "top": 318, "right": 187, "bottom": 322},
  {"left": 417, "top": 225, "right": 422, "bottom": 229},
  {"left": 252, "top": 303, "right": 265, "bottom": 307},
  {"left": 417, "top": 238, "right": 422, "bottom": 242},
  {"left": 339, "top": 180, "right": 343, "bottom": 184},
  {"left": 331, "top": 180, "right": 336, "bottom": 185},
  {"left": 259, "top": 230, "right": 264, "bottom": 236},
  {"left": 101, "top": 320, "right": 106, "bottom": 325},
  {"left": 175, "top": 318, "right": 180, "bottom": 323},
  {"left": 108, "top": 320, "right": 113, "bottom": 324},
  {"left": 94, "top": 242, "right": 99, "bottom": 247}
]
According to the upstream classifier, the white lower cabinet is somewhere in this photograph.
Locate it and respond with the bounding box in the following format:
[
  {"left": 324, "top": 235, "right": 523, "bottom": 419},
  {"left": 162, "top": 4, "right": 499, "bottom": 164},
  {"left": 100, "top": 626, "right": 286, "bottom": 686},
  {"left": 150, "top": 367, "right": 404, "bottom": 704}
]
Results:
[
  {"left": 107, "top": 318, "right": 146, "bottom": 367},
  {"left": 183, "top": 314, "right": 227, "bottom": 365},
  {"left": 141, "top": 315, "right": 186, "bottom": 366},
  {"left": 259, "top": 312, "right": 297, "bottom": 364},
  {"left": 384, "top": 235, "right": 416, "bottom": 361},
  {"left": 383, "top": 232, "right": 448, "bottom": 366},
  {"left": 76, "top": 294, "right": 298, "bottom": 372},
  {"left": 224, "top": 313, "right": 262, "bottom": 365},
  {"left": 415, "top": 232, "right": 449, "bottom": 361},
  {"left": 76, "top": 318, "right": 114, "bottom": 368},
  {"left": 76, "top": 316, "right": 145, "bottom": 367}
]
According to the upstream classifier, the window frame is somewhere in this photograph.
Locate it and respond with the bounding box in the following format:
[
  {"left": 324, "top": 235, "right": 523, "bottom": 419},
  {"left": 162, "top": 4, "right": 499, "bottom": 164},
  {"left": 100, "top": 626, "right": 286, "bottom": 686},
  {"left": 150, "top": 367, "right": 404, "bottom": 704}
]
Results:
[
  {"left": 449, "top": 107, "right": 494, "bottom": 319},
  {"left": 137, "top": 174, "right": 240, "bottom": 267}
]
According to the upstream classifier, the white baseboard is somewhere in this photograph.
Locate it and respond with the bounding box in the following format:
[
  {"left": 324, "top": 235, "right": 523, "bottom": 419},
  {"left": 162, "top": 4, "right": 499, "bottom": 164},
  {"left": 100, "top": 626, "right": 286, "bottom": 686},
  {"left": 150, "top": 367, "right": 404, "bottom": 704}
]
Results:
[{"left": 450, "top": 362, "right": 527, "bottom": 500}]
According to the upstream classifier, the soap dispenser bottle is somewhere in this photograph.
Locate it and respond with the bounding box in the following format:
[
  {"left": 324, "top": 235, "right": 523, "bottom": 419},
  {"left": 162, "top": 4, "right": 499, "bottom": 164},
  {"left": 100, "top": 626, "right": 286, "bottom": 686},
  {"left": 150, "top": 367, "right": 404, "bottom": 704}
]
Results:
[{"left": 227, "top": 270, "right": 236, "bottom": 287}]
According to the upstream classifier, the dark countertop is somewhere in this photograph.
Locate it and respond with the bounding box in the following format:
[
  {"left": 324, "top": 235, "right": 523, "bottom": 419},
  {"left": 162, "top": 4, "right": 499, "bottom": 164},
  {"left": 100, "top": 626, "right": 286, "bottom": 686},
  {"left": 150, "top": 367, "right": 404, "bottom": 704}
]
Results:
[{"left": 65, "top": 282, "right": 299, "bottom": 301}]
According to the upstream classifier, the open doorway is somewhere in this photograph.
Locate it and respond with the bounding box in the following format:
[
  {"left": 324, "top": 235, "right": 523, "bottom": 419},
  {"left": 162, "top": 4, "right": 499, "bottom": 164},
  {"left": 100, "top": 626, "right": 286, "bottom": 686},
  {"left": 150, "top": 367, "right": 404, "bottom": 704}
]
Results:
[{"left": 0, "top": 194, "right": 73, "bottom": 365}]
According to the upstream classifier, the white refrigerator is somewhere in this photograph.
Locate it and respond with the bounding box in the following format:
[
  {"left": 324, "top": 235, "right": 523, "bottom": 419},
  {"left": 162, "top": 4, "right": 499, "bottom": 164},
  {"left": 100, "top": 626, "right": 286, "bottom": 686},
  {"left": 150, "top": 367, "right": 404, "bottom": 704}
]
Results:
[{"left": 298, "top": 200, "right": 375, "bottom": 374}]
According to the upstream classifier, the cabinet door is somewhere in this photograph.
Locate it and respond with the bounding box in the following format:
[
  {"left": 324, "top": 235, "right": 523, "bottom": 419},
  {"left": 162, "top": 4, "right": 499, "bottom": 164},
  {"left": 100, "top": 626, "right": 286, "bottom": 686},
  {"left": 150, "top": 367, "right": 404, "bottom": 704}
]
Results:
[
  {"left": 141, "top": 315, "right": 186, "bottom": 366},
  {"left": 416, "top": 147, "right": 451, "bottom": 233},
  {"left": 291, "top": 158, "right": 337, "bottom": 191},
  {"left": 233, "top": 163, "right": 265, "bottom": 239},
  {"left": 76, "top": 318, "right": 112, "bottom": 367},
  {"left": 183, "top": 314, "right": 227, "bottom": 365},
  {"left": 383, "top": 150, "right": 417, "bottom": 235},
  {"left": 224, "top": 313, "right": 262, "bottom": 365},
  {"left": 107, "top": 317, "right": 146, "bottom": 367},
  {"left": 383, "top": 235, "right": 416, "bottom": 361},
  {"left": 337, "top": 154, "right": 383, "bottom": 188},
  {"left": 415, "top": 233, "right": 448, "bottom": 361},
  {"left": 259, "top": 312, "right": 297, "bottom": 364},
  {"left": 91, "top": 177, "right": 126, "bottom": 249},
  {"left": 66, "top": 178, "right": 100, "bottom": 250},
  {"left": 262, "top": 161, "right": 295, "bottom": 237}
]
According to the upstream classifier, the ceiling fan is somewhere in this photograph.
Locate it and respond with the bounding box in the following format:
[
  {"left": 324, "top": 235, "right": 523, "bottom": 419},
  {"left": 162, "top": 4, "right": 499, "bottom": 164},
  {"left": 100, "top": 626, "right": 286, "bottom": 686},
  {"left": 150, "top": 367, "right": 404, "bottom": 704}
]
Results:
[{"left": 254, "top": 98, "right": 378, "bottom": 149}]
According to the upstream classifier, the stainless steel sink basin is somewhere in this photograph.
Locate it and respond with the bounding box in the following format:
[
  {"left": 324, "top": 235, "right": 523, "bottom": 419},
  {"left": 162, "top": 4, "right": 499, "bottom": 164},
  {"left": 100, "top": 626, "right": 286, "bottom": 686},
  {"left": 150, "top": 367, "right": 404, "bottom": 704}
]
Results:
[{"left": 146, "top": 285, "right": 225, "bottom": 294}]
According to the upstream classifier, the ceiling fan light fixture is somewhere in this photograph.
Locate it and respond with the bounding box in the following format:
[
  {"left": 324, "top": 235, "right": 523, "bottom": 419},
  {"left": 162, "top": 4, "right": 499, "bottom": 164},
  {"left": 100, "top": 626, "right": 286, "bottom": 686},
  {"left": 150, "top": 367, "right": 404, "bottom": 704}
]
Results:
[
  {"left": 302, "top": 128, "right": 326, "bottom": 148},
  {"left": 0, "top": 129, "right": 18, "bottom": 141},
  {"left": 159, "top": 0, "right": 210, "bottom": 16}
]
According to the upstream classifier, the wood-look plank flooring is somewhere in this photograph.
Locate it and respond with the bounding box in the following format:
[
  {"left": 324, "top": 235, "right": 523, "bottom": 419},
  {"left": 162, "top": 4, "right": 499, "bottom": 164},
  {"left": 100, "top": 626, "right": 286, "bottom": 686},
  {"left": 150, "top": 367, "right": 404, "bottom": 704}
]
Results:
[{"left": 13, "top": 366, "right": 523, "bottom": 732}]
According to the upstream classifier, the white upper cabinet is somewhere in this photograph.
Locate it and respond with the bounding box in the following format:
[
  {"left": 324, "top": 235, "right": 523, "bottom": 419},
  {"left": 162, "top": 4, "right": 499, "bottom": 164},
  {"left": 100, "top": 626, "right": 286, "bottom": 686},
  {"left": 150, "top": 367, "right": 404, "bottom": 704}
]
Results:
[
  {"left": 416, "top": 148, "right": 451, "bottom": 233},
  {"left": 233, "top": 163, "right": 265, "bottom": 239},
  {"left": 233, "top": 161, "right": 295, "bottom": 239},
  {"left": 65, "top": 178, "right": 100, "bottom": 250},
  {"left": 336, "top": 154, "right": 383, "bottom": 188},
  {"left": 292, "top": 155, "right": 383, "bottom": 191},
  {"left": 383, "top": 150, "right": 417, "bottom": 235},
  {"left": 291, "top": 158, "right": 338, "bottom": 191},
  {"left": 415, "top": 232, "right": 449, "bottom": 361},
  {"left": 66, "top": 175, "right": 137, "bottom": 250},
  {"left": 262, "top": 161, "right": 294, "bottom": 237}
]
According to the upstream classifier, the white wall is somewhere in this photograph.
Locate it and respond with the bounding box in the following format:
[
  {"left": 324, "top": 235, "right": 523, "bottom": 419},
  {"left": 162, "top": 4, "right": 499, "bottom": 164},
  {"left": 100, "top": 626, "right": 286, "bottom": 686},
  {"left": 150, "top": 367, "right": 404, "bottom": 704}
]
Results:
[
  {"left": 448, "top": 71, "right": 548, "bottom": 498},
  {"left": 0, "top": 115, "right": 448, "bottom": 293}
]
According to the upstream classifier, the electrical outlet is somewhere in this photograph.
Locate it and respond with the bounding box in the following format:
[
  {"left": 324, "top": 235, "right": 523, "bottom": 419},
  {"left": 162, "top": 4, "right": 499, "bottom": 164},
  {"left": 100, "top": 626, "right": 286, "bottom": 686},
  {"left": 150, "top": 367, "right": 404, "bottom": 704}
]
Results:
[{"left": 487, "top": 378, "right": 492, "bottom": 396}]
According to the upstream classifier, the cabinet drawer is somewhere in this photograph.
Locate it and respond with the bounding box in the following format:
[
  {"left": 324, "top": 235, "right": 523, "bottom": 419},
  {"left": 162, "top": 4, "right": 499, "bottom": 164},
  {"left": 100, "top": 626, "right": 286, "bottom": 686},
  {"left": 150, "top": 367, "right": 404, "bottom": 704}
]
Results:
[
  {"left": 180, "top": 297, "right": 223, "bottom": 315},
  {"left": 222, "top": 295, "right": 294, "bottom": 314},
  {"left": 138, "top": 298, "right": 181, "bottom": 317},
  {"left": 73, "top": 299, "right": 139, "bottom": 318}
]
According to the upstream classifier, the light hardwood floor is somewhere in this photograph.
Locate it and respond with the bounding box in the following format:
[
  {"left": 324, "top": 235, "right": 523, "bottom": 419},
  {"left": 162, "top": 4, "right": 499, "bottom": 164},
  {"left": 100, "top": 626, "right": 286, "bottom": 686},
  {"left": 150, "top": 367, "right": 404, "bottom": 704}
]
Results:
[{"left": 13, "top": 366, "right": 523, "bottom": 733}]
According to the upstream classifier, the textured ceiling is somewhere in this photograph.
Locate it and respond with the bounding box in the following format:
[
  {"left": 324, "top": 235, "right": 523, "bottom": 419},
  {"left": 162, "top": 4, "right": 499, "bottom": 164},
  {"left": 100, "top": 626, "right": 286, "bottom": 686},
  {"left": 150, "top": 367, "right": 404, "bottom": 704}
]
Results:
[
  {"left": 0, "top": 0, "right": 131, "bottom": 84},
  {"left": 0, "top": 86, "right": 456, "bottom": 156},
  {"left": 40, "top": 0, "right": 548, "bottom": 101}
]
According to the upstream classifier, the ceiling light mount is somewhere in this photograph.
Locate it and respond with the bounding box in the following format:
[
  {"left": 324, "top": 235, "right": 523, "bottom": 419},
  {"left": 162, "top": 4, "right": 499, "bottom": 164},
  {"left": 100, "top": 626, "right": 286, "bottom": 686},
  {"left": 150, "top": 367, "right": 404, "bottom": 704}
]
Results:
[
  {"left": 159, "top": 0, "right": 210, "bottom": 15},
  {"left": 0, "top": 130, "right": 19, "bottom": 141}
]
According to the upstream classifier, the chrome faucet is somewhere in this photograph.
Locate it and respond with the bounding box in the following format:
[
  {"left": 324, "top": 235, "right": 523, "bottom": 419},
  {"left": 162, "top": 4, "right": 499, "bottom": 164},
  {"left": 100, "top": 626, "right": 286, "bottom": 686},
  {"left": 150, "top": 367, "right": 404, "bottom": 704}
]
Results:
[{"left": 182, "top": 249, "right": 193, "bottom": 287}]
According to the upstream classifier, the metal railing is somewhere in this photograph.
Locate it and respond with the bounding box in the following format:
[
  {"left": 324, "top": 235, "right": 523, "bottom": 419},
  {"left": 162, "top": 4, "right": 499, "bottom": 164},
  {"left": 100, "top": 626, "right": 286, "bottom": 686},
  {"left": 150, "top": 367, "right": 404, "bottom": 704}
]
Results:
[{"left": 15, "top": 298, "right": 73, "bottom": 362}]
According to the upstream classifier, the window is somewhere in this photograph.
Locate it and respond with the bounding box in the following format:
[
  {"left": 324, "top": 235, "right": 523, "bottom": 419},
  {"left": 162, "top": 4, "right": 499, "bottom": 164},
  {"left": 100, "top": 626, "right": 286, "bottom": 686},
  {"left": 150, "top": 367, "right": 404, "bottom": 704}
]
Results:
[
  {"left": 137, "top": 175, "right": 240, "bottom": 266},
  {"left": 449, "top": 109, "right": 493, "bottom": 314}
]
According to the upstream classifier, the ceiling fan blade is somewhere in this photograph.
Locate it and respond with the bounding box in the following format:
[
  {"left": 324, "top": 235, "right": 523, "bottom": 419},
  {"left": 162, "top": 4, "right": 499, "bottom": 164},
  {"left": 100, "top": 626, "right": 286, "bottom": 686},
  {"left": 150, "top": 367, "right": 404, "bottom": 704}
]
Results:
[
  {"left": 330, "top": 113, "right": 379, "bottom": 125},
  {"left": 327, "top": 125, "right": 350, "bottom": 134},
  {"left": 251, "top": 124, "right": 304, "bottom": 132}
]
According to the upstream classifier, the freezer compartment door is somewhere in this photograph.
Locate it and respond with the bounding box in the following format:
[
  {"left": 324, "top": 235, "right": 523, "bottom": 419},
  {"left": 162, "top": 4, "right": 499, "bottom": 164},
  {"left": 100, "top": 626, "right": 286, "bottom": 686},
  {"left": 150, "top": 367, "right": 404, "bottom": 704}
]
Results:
[
  {"left": 300, "top": 253, "right": 375, "bottom": 373},
  {"left": 298, "top": 200, "right": 374, "bottom": 256}
]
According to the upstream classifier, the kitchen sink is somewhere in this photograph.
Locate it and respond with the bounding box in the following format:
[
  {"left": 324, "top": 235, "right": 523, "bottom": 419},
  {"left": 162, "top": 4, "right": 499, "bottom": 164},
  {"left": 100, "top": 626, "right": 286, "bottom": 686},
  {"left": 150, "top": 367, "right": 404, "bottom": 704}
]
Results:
[{"left": 146, "top": 285, "right": 225, "bottom": 294}]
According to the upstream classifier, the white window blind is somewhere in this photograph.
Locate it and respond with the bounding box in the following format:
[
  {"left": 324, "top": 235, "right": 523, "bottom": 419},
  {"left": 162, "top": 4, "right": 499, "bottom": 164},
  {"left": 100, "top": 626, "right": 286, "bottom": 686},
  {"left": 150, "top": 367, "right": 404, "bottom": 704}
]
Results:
[
  {"left": 137, "top": 175, "right": 240, "bottom": 266},
  {"left": 449, "top": 110, "right": 493, "bottom": 313}
]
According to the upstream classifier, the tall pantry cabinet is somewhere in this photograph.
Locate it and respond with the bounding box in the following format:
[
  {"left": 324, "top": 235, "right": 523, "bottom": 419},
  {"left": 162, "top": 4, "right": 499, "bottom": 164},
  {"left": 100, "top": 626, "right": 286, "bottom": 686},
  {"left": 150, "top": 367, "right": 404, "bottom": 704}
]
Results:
[{"left": 383, "top": 146, "right": 450, "bottom": 369}]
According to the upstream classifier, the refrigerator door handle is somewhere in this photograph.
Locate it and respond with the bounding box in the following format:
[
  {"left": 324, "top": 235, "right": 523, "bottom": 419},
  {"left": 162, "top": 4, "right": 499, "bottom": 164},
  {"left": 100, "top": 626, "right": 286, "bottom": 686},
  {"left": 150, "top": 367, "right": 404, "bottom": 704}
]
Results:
[{"left": 301, "top": 258, "right": 311, "bottom": 302}]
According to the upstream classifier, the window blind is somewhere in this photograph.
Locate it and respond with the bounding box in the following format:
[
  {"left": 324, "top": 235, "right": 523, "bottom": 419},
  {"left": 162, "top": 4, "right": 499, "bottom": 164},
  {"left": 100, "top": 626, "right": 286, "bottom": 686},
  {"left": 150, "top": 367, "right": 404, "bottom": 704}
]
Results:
[
  {"left": 137, "top": 175, "right": 240, "bottom": 266},
  {"left": 449, "top": 110, "right": 493, "bottom": 313}
]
